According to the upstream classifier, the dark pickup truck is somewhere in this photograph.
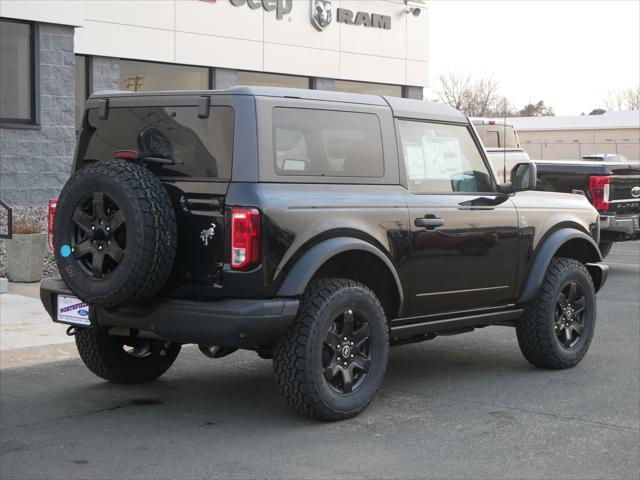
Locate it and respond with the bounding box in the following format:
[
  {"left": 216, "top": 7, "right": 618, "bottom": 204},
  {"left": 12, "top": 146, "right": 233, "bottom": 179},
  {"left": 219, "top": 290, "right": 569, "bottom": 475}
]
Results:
[{"left": 535, "top": 157, "right": 640, "bottom": 257}]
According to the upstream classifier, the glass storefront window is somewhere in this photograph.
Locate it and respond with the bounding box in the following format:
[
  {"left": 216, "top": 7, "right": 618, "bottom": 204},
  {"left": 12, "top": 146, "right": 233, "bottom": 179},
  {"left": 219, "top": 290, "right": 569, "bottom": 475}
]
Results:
[
  {"left": 235, "top": 71, "right": 308, "bottom": 89},
  {"left": 119, "top": 60, "right": 209, "bottom": 92},
  {"left": 75, "top": 55, "right": 87, "bottom": 134},
  {"left": 334, "top": 80, "right": 403, "bottom": 98},
  {"left": 0, "top": 19, "right": 34, "bottom": 123}
]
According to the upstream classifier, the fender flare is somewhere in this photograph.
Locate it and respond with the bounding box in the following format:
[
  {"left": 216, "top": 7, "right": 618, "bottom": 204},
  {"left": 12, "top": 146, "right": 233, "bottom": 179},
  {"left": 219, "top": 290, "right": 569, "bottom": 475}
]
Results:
[
  {"left": 518, "top": 228, "right": 604, "bottom": 303},
  {"left": 277, "top": 237, "right": 404, "bottom": 316}
]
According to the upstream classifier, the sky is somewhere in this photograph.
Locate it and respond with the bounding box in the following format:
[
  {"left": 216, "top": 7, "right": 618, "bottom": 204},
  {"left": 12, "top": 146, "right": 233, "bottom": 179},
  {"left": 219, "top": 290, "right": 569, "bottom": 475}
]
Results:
[{"left": 426, "top": 0, "right": 640, "bottom": 115}]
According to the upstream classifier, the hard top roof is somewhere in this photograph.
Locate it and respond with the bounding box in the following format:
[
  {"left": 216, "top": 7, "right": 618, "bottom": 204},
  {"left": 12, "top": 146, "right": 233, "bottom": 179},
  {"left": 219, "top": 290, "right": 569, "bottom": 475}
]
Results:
[{"left": 91, "top": 86, "right": 467, "bottom": 124}]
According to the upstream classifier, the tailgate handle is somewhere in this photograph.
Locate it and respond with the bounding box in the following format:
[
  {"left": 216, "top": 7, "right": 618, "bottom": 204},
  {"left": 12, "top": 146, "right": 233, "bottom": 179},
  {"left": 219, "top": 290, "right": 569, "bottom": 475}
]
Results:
[
  {"left": 180, "top": 196, "right": 220, "bottom": 212},
  {"left": 415, "top": 217, "right": 444, "bottom": 229}
]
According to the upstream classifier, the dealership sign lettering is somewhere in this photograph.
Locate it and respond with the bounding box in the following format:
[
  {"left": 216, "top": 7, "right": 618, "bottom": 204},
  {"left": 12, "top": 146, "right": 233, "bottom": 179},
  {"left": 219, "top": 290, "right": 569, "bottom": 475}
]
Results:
[
  {"left": 229, "top": 0, "right": 293, "bottom": 20},
  {"left": 228, "top": 0, "right": 391, "bottom": 30},
  {"left": 312, "top": 1, "right": 391, "bottom": 31}
]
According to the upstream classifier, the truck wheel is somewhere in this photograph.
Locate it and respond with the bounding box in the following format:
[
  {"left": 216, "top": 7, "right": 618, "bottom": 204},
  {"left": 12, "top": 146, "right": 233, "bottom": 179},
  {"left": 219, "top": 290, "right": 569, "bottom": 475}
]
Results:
[
  {"left": 516, "top": 258, "right": 596, "bottom": 369},
  {"left": 598, "top": 241, "right": 613, "bottom": 259},
  {"left": 273, "top": 278, "right": 389, "bottom": 420},
  {"left": 75, "top": 327, "right": 181, "bottom": 384},
  {"left": 53, "top": 161, "right": 177, "bottom": 308}
]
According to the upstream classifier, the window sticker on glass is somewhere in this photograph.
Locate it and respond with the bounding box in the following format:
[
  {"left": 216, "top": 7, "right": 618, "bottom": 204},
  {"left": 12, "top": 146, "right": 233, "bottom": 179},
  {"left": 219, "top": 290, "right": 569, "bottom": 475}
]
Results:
[{"left": 406, "top": 145, "right": 427, "bottom": 181}]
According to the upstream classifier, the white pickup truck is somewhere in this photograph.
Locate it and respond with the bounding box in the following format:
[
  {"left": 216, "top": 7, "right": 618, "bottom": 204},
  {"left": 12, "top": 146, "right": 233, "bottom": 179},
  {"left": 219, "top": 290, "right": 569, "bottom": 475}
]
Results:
[{"left": 470, "top": 118, "right": 531, "bottom": 183}]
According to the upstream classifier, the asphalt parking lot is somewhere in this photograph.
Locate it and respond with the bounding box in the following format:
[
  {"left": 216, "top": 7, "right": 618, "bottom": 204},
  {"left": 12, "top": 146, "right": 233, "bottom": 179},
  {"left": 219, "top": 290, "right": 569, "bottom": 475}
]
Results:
[{"left": 1, "top": 242, "right": 638, "bottom": 480}]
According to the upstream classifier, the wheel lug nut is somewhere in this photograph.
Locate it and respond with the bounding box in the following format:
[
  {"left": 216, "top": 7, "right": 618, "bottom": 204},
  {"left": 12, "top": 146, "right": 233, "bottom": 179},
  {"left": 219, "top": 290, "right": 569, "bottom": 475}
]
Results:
[
  {"left": 344, "top": 362, "right": 347, "bottom": 366},
  {"left": 344, "top": 337, "right": 347, "bottom": 341},
  {"left": 98, "top": 246, "right": 103, "bottom": 250},
  {"left": 91, "top": 225, "right": 95, "bottom": 230},
  {"left": 350, "top": 354, "right": 354, "bottom": 358}
]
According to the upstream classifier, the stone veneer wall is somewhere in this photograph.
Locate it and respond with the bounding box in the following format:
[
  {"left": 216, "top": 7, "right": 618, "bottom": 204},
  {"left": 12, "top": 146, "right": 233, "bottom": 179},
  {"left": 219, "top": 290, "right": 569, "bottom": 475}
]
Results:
[{"left": 0, "top": 23, "right": 76, "bottom": 207}]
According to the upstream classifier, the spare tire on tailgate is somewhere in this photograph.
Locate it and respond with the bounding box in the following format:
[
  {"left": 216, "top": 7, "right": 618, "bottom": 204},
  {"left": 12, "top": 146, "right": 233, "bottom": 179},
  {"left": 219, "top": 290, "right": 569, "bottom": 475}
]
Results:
[{"left": 53, "top": 160, "right": 177, "bottom": 308}]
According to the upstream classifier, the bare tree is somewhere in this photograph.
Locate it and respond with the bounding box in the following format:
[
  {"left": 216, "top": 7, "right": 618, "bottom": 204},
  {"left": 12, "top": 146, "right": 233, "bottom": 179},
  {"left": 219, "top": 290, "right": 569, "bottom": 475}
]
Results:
[
  {"left": 435, "top": 71, "right": 500, "bottom": 117},
  {"left": 435, "top": 71, "right": 473, "bottom": 112},
  {"left": 623, "top": 85, "right": 640, "bottom": 110},
  {"left": 604, "top": 86, "right": 639, "bottom": 111},
  {"left": 489, "top": 96, "right": 517, "bottom": 118}
]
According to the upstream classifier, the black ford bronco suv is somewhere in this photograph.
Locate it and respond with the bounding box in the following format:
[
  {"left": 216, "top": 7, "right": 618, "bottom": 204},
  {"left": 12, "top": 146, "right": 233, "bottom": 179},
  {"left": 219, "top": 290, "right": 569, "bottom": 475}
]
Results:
[{"left": 41, "top": 87, "right": 609, "bottom": 420}]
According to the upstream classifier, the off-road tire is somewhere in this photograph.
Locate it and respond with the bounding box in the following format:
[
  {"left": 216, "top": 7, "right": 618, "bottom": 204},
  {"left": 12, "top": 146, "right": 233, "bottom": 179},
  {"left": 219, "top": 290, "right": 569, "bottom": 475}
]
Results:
[
  {"left": 273, "top": 278, "right": 389, "bottom": 421},
  {"left": 598, "top": 241, "right": 613, "bottom": 259},
  {"left": 516, "top": 258, "right": 596, "bottom": 369},
  {"left": 53, "top": 160, "right": 177, "bottom": 308},
  {"left": 75, "top": 326, "right": 181, "bottom": 384}
]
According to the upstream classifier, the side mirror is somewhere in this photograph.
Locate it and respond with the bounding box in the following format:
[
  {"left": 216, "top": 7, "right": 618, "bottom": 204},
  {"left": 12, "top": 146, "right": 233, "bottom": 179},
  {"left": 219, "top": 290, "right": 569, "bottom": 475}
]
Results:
[{"left": 499, "top": 162, "right": 537, "bottom": 193}]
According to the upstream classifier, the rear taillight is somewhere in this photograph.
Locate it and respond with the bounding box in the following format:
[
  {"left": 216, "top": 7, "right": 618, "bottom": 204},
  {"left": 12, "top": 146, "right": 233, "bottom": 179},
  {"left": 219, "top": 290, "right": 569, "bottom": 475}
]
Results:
[
  {"left": 230, "top": 208, "right": 260, "bottom": 270},
  {"left": 588, "top": 175, "right": 610, "bottom": 211},
  {"left": 48, "top": 199, "right": 57, "bottom": 252}
]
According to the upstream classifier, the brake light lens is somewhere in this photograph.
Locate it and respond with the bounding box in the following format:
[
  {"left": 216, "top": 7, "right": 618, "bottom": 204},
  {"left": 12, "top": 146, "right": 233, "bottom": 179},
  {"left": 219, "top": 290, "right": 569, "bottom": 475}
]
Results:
[
  {"left": 48, "top": 199, "right": 57, "bottom": 252},
  {"left": 230, "top": 208, "right": 260, "bottom": 270},
  {"left": 588, "top": 175, "right": 610, "bottom": 211},
  {"left": 114, "top": 150, "right": 139, "bottom": 160}
]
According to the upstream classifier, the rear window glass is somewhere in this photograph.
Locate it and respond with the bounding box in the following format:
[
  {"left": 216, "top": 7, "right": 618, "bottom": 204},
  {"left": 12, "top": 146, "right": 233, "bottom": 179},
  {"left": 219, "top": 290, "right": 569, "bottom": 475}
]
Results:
[
  {"left": 83, "top": 106, "right": 234, "bottom": 178},
  {"left": 475, "top": 124, "right": 519, "bottom": 149},
  {"left": 273, "top": 107, "right": 384, "bottom": 178}
]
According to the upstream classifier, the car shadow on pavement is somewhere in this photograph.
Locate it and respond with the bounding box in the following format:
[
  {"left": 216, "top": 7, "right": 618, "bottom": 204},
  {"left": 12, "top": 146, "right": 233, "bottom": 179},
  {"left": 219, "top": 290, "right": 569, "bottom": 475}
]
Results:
[{"left": 1, "top": 335, "right": 540, "bottom": 429}]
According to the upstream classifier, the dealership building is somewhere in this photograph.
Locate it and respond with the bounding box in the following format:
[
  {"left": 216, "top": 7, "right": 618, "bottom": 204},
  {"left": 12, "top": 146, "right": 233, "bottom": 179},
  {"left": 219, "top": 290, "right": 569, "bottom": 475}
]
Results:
[{"left": 0, "top": 0, "right": 429, "bottom": 206}]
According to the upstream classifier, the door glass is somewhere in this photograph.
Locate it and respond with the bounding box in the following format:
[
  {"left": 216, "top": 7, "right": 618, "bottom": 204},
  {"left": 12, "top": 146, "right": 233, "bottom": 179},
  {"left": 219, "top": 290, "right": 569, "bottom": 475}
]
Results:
[{"left": 398, "top": 121, "right": 493, "bottom": 193}]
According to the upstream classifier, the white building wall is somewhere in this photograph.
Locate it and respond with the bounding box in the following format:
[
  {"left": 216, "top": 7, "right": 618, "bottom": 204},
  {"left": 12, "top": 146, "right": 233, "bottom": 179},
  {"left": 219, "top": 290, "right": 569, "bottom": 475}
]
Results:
[{"left": 2, "top": 0, "right": 429, "bottom": 87}]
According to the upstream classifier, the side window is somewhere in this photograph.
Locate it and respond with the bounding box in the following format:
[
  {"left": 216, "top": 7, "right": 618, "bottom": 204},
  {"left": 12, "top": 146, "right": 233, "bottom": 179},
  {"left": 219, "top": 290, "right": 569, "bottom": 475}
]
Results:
[
  {"left": 398, "top": 120, "right": 494, "bottom": 194},
  {"left": 273, "top": 107, "right": 384, "bottom": 178}
]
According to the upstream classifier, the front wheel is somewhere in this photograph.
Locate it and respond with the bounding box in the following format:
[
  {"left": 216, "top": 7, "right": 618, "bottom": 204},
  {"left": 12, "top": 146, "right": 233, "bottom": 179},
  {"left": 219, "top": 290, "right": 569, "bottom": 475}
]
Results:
[
  {"left": 273, "top": 278, "right": 389, "bottom": 420},
  {"left": 516, "top": 258, "right": 596, "bottom": 369},
  {"left": 75, "top": 327, "right": 181, "bottom": 384}
]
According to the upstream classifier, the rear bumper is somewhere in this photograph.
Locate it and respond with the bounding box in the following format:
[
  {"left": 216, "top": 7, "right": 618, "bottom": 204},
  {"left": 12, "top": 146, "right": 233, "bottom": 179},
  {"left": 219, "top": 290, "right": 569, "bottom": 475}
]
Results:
[
  {"left": 600, "top": 213, "right": 640, "bottom": 240},
  {"left": 40, "top": 277, "right": 299, "bottom": 347}
]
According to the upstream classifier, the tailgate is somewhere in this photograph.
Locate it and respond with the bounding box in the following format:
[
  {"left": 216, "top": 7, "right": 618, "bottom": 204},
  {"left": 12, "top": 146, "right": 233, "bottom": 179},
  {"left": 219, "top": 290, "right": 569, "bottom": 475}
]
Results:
[
  {"left": 609, "top": 163, "right": 640, "bottom": 214},
  {"left": 77, "top": 96, "right": 236, "bottom": 299}
]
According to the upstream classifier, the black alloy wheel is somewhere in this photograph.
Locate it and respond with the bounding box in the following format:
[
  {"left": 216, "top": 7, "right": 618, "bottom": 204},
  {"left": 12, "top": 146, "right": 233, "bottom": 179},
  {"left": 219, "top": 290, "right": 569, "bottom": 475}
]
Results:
[
  {"left": 554, "top": 281, "right": 587, "bottom": 349},
  {"left": 273, "top": 278, "right": 389, "bottom": 420},
  {"left": 323, "top": 309, "right": 372, "bottom": 394},
  {"left": 516, "top": 257, "right": 596, "bottom": 369},
  {"left": 71, "top": 192, "right": 127, "bottom": 278}
]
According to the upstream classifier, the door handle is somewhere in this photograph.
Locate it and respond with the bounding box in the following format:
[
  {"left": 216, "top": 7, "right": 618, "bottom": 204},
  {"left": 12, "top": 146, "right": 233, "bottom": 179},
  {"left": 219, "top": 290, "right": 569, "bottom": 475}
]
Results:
[{"left": 415, "top": 217, "right": 444, "bottom": 229}]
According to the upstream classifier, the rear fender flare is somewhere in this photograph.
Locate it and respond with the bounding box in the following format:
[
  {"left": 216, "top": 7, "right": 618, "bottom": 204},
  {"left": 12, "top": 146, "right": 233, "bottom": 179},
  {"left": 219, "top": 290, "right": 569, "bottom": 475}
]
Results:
[{"left": 276, "top": 237, "right": 404, "bottom": 316}]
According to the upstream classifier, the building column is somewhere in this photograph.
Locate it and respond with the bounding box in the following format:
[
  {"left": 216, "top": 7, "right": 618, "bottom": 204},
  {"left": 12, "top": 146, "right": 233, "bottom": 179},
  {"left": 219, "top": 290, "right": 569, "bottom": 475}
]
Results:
[
  {"left": 311, "top": 78, "right": 335, "bottom": 91},
  {"left": 403, "top": 86, "right": 423, "bottom": 100},
  {"left": 214, "top": 68, "right": 238, "bottom": 90},
  {"left": 89, "top": 56, "right": 120, "bottom": 93},
  {"left": 0, "top": 23, "right": 76, "bottom": 206}
]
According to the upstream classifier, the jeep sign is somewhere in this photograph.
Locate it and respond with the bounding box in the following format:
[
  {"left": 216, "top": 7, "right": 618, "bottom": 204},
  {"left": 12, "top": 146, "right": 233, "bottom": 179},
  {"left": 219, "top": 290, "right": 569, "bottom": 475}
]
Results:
[
  {"left": 229, "top": 0, "right": 292, "bottom": 20},
  {"left": 228, "top": 0, "right": 391, "bottom": 30}
]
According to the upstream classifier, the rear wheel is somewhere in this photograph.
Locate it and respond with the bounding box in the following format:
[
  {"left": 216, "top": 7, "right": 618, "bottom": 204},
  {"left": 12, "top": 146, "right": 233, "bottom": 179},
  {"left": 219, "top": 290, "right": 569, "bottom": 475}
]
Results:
[
  {"left": 516, "top": 258, "right": 596, "bottom": 369},
  {"left": 273, "top": 278, "right": 389, "bottom": 420},
  {"left": 75, "top": 327, "right": 181, "bottom": 384}
]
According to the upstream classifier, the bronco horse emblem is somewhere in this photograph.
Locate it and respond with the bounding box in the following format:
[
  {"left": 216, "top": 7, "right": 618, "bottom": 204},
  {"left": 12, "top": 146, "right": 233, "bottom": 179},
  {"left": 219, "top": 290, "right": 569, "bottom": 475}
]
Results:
[{"left": 311, "top": 0, "right": 332, "bottom": 31}]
